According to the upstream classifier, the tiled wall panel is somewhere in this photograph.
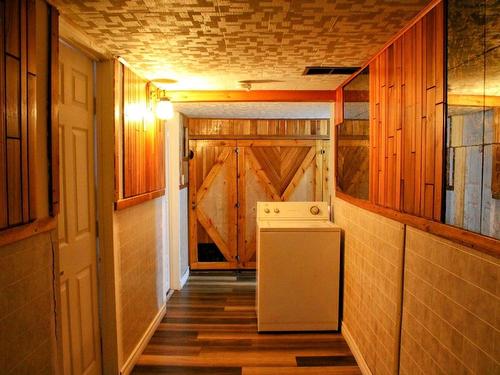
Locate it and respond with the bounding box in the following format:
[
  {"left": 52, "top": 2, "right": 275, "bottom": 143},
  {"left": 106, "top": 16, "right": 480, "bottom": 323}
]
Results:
[
  {"left": 334, "top": 197, "right": 405, "bottom": 375},
  {"left": 400, "top": 227, "right": 500, "bottom": 375},
  {"left": 115, "top": 197, "right": 167, "bottom": 363},
  {"left": 0, "top": 233, "right": 57, "bottom": 374}
]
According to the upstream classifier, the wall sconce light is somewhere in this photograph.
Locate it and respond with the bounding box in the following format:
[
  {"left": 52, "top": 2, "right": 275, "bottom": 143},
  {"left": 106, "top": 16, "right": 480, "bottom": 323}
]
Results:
[
  {"left": 124, "top": 103, "right": 146, "bottom": 121},
  {"left": 156, "top": 97, "right": 174, "bottom": 120}
]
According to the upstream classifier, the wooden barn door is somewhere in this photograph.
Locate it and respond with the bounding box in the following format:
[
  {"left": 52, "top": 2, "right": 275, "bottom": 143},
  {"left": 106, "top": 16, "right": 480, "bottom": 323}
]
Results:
[
  {"left": 189, "top": 139, "right": 329, "bottom": 269},
  {"left": 189, "top": 140, "right": 238, "bottom": 269},
  {"left": 237, "top": 140, "right": 328, "bottom": 268}
]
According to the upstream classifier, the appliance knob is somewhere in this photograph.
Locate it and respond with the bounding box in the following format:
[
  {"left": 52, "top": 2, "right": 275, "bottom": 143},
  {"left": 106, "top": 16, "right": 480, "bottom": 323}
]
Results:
[
  {"left": 310, "top": 205, "right": 320, "bottom": 215},
  {"left": 264, "top": 208, "right": 270, "bottom": 214},
  {"left": 274, "top": 208, "right": 280, "bottom": 213}
]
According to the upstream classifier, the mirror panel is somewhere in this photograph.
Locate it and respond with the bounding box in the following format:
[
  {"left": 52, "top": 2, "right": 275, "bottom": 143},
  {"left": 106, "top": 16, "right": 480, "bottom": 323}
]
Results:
[
  {"left": 445, "top": 0, "right": 500, "bottom": 239},
  {"left": 336, "top": 68, "right": 370, "bottom": 200}
]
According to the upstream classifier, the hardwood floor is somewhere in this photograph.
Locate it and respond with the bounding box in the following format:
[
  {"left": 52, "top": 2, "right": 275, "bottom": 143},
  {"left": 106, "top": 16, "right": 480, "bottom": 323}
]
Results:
[{"left": 132, "top": 274, "right": 360, "bottom": 375}]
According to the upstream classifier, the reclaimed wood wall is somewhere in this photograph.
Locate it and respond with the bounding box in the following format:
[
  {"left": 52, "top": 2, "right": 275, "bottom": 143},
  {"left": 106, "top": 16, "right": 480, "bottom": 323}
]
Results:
[
  {"left": 121, "top": 66, "right": 165, "bottom": 200},
  {"left": 368, "top": 1, "right": 445, "bottom": 221},
  {"left": 188, "top": 118, "right": 329, "bottom": 139},
  {"left": 1, "top": 0, "right": 37, "bottom": 229}
]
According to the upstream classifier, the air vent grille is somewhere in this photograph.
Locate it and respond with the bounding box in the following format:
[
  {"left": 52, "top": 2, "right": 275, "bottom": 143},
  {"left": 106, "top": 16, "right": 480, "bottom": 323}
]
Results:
[{"left": 303, "top": 66, "right": 360, "bottom": 75}]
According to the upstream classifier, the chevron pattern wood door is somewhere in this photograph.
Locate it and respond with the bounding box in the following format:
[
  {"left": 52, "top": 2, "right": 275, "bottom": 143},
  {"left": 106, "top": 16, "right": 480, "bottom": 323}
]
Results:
[
  {"left": 189, "top": 140, "right": 238, "bottom": 269},
  {"left": 189, "top": 139, "right": 329, "bottom": 269},
  {"left": 237, "top": 140, "right": 326, "bottom": 268}
]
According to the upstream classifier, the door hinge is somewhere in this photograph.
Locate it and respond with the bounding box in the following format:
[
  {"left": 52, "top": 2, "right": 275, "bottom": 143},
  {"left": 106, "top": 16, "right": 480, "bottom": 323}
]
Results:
[{"left": 95, "top": 220, "right": 99, "bottom": 237}]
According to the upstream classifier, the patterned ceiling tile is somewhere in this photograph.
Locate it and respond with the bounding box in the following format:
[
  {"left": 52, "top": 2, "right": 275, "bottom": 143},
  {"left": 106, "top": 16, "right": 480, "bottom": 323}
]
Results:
[{"left": 54, "top": 0, "right": 429, "bottom": 89}]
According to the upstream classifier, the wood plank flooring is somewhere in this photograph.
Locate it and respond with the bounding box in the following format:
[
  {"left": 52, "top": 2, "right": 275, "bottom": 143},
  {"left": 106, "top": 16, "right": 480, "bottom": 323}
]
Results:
[{"left": 132, "top": 274, "right": 360, "bottom": 375}]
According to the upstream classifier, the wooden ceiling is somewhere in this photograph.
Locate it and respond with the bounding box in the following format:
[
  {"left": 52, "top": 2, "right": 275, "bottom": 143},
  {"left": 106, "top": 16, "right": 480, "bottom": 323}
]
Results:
[{"left": 53, "top": 0, "right": 429, "bottom": 90}]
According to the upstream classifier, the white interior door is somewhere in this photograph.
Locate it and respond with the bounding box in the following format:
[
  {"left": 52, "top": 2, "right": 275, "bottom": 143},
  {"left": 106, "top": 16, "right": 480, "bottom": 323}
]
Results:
[{"left": 58, "top": 41, "right": 102, "bottom": 375}]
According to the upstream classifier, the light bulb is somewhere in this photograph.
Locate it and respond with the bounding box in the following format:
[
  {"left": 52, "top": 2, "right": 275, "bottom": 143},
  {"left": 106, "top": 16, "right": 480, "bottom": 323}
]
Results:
[{"left": 156, "top": 98, "right": 174, "bottom": 120}]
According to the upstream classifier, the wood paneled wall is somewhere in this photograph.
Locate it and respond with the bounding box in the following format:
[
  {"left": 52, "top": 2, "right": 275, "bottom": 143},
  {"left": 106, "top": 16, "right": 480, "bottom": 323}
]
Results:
[
  {"left": 120, "top": 66, "right": 165, "bottom": 201},
  {"left": 1, "top": 0, "right": 37, "bottom": 229},
  {"left": 368, "top": 1, "right": 444, "bottom": 221},
  {"left": 188, "top": 118, "right": 329, "bottom": 139}
]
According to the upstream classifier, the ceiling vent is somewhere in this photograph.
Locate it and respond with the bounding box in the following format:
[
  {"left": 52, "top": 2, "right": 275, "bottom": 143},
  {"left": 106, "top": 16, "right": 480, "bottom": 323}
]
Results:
[{"left": 303, "top": 66, "right": 360, "bottom": 76}]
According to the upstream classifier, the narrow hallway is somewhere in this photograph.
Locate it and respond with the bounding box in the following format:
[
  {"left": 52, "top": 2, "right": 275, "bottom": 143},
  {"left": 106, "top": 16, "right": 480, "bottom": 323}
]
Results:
[{"left": 132, "top": 273, "right": 360, "bottom": 375}]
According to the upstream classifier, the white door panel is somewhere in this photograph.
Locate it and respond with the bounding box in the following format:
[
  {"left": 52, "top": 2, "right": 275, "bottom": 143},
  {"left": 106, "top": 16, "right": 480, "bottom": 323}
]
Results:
[{"left": 59, "top": 42, "right": 101, "bottom": 375}]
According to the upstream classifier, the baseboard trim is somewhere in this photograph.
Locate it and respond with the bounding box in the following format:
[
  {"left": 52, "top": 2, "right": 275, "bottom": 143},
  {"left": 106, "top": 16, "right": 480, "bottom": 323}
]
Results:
[
  {"left": 120, "top": 303, "right": 167, "bottom": 375},
  {"left": 180, "top": 268, "right": 190, "bottom": 288},
  {"left": 342, "top": 322, "right": 373, "bottom": 375}
]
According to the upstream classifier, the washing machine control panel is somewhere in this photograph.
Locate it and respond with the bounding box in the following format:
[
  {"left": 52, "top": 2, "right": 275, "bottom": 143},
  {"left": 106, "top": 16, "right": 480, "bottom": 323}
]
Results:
[{"left": 257, "top": 202, "right": 329, "bottom": 221}]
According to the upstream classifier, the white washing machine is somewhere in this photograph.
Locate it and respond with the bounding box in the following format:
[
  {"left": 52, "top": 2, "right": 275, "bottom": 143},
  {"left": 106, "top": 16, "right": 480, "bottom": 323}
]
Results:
[{"left": 256, "top": 201, "right": 341, "bottom": 332}]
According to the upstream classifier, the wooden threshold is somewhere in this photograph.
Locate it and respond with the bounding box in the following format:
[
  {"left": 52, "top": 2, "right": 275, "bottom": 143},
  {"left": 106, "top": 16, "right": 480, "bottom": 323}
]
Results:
[
  {"left": 335, "top": 191, "right": 500, "bottom": 259},
  {"left": 115, "top": 189, "right": 165, "bottom": 211},
  {"left": 0, "top": 216, "right": 57, "bottom": 247}
]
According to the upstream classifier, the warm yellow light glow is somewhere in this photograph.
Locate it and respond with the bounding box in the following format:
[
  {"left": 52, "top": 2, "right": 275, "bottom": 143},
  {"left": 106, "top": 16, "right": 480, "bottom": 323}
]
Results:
[
  {"left": 124, "top": 103, "right": 145, "bottom": 121},
  {"left": 156, "top": 98, "right": 174, "bottom": 120}
]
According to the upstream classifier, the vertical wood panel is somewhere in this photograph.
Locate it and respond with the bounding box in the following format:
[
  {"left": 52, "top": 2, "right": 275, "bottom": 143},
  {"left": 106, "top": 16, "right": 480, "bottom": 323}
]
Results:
[
  {"left": 27, "top": 0, "right": 35, "bottom": 75},
  {"left": 0, "top": 0, "right": 7, "bottom": 228},
  {"left": 362, "top": 1, "right": 444, "bottom": 221},
  {"left": 5, "top": 0, "right": 20, "bottom": 57},
  {"left": 121, "top": 66, "right": 165, "bottom": 200},
  {"left": 50, "top": 7, "right": 60, "bottom": 215},
  {"left": 20, "top": 0, "right": 29, "bottom": 222},
  {"left": 335, "top": 87, "right": 343, "bottom": 126},
  {"left": 435, "top": 2, "right": 444, "bottom": 104},
  {"left": 6, "top": 56, "right": 20, "bottom": 138},
  {"left": 28, "top": 74, "right": 36, "bottom": 220},
  {"left": 7, "top": 139, "right": 22, "bottom": 225}
]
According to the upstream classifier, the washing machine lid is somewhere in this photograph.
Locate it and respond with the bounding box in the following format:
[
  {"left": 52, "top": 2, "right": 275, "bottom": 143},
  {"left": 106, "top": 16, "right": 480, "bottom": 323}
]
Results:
[{"left": 258, "top": 220, "right": 340, "bottom": 232}]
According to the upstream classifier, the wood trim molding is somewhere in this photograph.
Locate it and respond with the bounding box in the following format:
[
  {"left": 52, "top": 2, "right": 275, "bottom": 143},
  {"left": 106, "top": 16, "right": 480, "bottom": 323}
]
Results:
[
  {"left": 49, "top": 7, "right": 60, "bottom": 216},
  {"left": 114, "top": 189, "right": 165, "bottom": 211},
  {"left": 189, "top": 135, "right": 330, "bottom": 140},
  {"left": 120, "top": 303, "right": 167, "bottom": 375},
  {"left": 0, "top": 217, "right": 57, "bottom": 247},
  {"left": 335, "top": 191, "right": 500, "bottom": 259},
  {"left": 59, "top": 16, "right": 111, "bottom": 61},
  {"left": 341, "top": 322, "right": 373, "bottom": 375},
  {"left": 168, "top": 90, "right": 336, "bottom": 102},
  {"left": 448, "top": 94, "right": 500, "bottom": 107}
]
